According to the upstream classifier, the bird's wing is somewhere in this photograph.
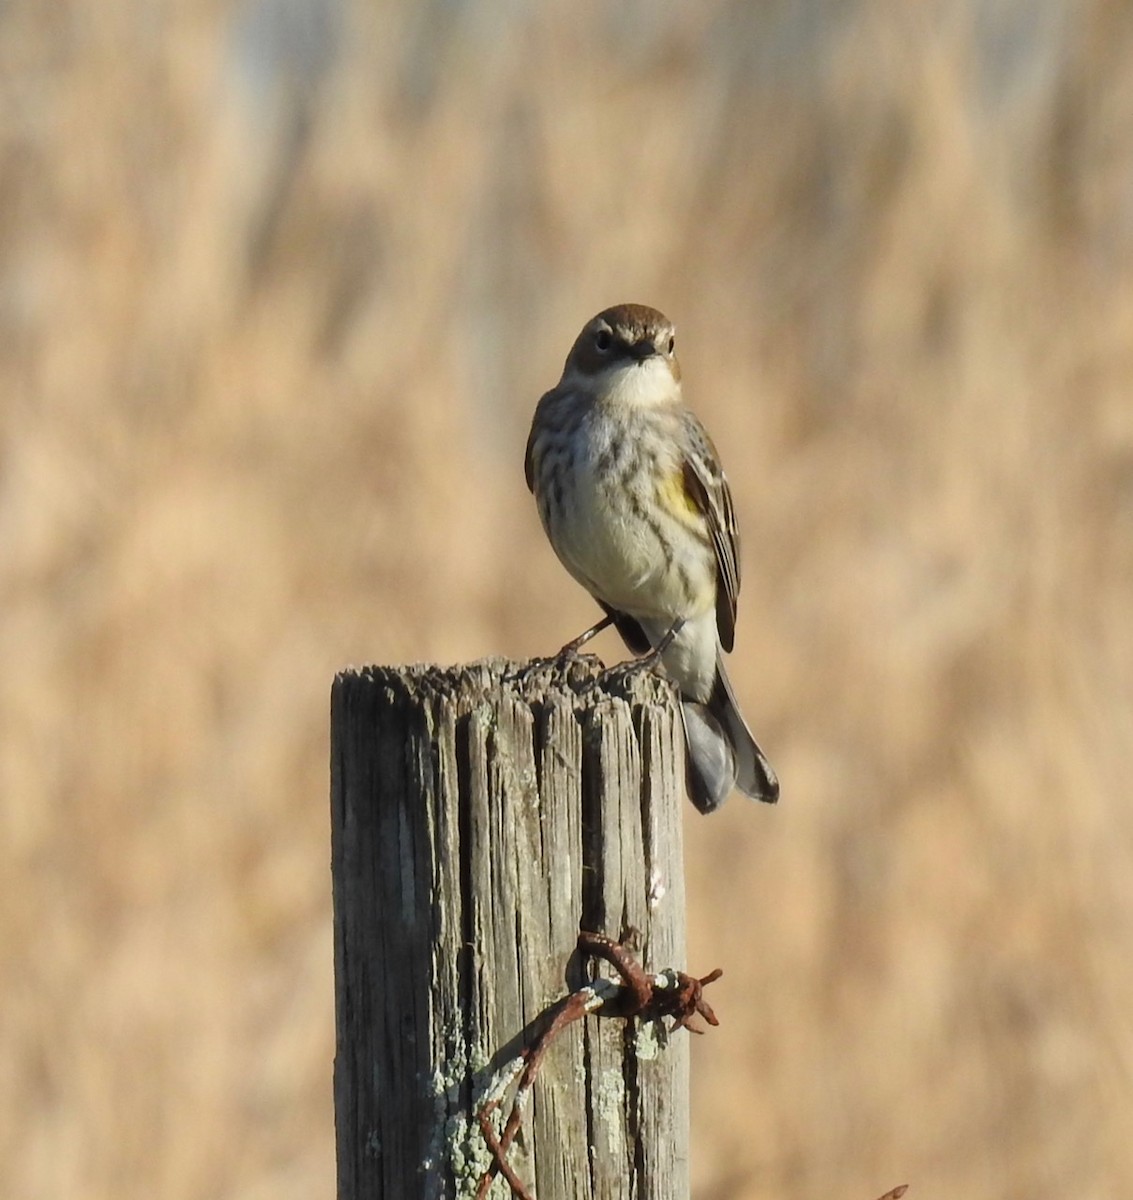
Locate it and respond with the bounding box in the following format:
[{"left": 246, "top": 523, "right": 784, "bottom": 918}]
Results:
[
  {"left": 524, "top": 388, "right": 558, "bottom": 493},
  {"left": 680, "top": 411, "right": 741, "bottom": 652},
  {"left": 524, "top": 406, "right": 540, "bottom": 494}
]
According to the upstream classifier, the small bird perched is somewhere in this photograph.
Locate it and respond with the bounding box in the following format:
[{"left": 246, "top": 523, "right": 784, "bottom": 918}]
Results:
[{"left": 526, "top": 303, "right": 779, "bottom": 813}]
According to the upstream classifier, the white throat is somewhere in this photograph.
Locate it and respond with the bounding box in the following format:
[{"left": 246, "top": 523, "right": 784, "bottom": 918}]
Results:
[{"left": 597, "top": 358, "right": 680, "bottom": 410}]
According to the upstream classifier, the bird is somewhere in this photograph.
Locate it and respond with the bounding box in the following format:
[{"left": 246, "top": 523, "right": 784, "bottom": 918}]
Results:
[{"left": 525, "top": 303, "right": 778, "bottom": 813}]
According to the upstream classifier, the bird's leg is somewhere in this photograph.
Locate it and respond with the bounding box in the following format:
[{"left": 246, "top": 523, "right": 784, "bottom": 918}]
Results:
[
  {"left": 600, "top": 617, "right": 685, "bottom": 684},
  {"left": 644, "top": 616, "right": 685, "bottom": 664},
  {"left": 556, "top": 613, "right": 615, "bottom": 659},
  {"left": 522, "top": 614, "right": 613, "bottom": 684}
]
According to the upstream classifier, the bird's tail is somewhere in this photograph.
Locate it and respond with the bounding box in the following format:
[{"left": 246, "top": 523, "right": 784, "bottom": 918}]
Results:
[{"left": 680, "top": 656, "right": 778, "bottom": 814}]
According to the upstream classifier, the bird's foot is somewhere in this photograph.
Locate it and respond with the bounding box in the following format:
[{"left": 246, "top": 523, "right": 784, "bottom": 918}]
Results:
[
  {"left": 596, "top": 658, "right": 662, "bottom": 692},
  {"left": 526, "top": 615, "right": 613, "bottom": 676}
]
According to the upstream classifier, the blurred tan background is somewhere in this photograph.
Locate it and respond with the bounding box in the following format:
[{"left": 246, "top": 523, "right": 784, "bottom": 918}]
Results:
[{"left": 2, "top": 1, "right": 1132, "bottom": 1197}]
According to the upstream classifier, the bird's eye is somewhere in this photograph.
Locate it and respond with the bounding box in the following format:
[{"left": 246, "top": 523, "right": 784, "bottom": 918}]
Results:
[
  {"left": 594, "top": 328, "right": 612, "bottom": 352},
  {"left": 667, "top": 335, "right": 675, "bottom": 354}
]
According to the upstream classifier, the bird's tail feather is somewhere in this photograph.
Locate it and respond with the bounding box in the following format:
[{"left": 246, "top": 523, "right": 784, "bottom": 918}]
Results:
[{"left": 680, "top": 657, "right": 778, "bottom": 813}]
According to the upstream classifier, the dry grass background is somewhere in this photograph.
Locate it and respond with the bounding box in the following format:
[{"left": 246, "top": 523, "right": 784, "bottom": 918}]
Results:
[{"left": 2, "top": 0, "right": 1132, "bottom": 1197}]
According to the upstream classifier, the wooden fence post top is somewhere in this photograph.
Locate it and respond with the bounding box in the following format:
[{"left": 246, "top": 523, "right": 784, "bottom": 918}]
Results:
[{"left": 332, "top": 654, "right": 681, "bottom": 711}]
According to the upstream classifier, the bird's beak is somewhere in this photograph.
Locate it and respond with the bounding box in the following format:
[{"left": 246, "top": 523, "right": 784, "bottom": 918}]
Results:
[{"left": 629, "top": 339, "right": 658, "bottom": 362}]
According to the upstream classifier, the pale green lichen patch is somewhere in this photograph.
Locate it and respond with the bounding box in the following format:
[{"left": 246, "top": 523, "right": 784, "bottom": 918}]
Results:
[
  {"left": 594, "top": 1065, "right": 627, "bottom": 1130},
  {"left": 444, "top": 1112, "right": 495, "bottom": 1195},
  {"left": 634, "top": 1018, "right": 668, "bottom": 1061},
  {"left": 423, "top": 1045, "right": 527, "bottom": 1198}
]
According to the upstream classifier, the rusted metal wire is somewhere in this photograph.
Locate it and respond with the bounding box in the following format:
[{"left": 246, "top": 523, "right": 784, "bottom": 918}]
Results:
[{"left": 474, "top": 930, "right": 723, "bottom": 1199}]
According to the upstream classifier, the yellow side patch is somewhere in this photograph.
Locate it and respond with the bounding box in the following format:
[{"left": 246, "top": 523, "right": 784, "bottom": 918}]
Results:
[{"left": 658, "top": 470, "right": 702, "bottom": 528}]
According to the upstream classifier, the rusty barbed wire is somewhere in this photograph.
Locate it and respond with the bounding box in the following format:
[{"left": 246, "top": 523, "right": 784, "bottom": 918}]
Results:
[{"left": 474, "top": 930, "right": 722, "bottom": 1199}]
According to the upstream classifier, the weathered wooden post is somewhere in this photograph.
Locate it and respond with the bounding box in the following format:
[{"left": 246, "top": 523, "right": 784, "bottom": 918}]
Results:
[{"left": 330, "top": 656, "right": 689, "bottom": 1198}]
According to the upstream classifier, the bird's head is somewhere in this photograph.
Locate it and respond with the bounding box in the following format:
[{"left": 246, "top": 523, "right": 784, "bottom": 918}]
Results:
[{"left": 561, "top": 303, "right": 682, "bottom": 408}]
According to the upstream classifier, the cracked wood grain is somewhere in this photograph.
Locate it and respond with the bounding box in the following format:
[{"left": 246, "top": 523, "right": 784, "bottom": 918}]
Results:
[{"left": 330, "top": 656, "right": 689, "bottom": 1199}]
